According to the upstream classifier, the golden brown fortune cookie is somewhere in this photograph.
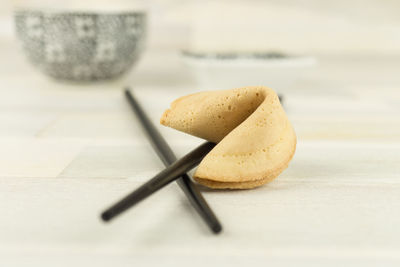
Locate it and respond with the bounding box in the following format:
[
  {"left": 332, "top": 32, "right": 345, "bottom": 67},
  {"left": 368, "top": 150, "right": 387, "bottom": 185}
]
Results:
[{"left": 160, "top": 86, "right": 296, "bottom": 189}]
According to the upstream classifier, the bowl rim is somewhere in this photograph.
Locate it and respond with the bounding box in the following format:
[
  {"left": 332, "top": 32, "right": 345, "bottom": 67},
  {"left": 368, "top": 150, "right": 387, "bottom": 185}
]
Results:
[{"left": 14, "top": 8, "right": 146, "bottom": 16}]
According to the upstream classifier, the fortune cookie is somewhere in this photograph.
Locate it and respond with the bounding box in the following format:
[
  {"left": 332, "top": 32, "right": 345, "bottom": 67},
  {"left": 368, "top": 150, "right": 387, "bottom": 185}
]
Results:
[{"left": 161, "top": 86, "right": 296, "bottom": 189}]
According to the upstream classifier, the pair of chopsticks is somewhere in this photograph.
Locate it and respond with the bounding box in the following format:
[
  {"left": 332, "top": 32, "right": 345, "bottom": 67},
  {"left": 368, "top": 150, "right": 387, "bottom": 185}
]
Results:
[{"left": 100, "top": 88, "right": 222, "bottom": 234}]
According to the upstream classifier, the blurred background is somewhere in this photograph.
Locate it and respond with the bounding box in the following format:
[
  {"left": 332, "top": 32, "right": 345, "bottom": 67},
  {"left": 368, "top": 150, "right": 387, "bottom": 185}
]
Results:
[
  {"left": 4, "top": 0, "right": 400, "bottom": 53},
  {"left": 2, "top": 1, "right": 400, "bottom": 65},
  {"left": 2, "top": 0, "right": 399, "bottom": 94}
]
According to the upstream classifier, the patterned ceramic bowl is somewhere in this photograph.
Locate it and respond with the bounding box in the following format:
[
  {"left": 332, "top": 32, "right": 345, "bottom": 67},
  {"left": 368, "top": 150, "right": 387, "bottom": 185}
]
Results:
[{"left": 14, "top": 10, "right": 146, "bottom": 82}]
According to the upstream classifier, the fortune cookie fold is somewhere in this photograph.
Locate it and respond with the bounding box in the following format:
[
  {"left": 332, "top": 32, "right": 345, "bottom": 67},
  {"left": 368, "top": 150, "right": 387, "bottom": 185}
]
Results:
[{"left": 160, "top": 86, "right": 296, "bottom": 189}]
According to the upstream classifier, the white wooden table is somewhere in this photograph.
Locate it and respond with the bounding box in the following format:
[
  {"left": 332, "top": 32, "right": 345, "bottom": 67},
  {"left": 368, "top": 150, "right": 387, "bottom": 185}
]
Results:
[{"left": 1, "top": 35, "right": 400, "bottom": 266}]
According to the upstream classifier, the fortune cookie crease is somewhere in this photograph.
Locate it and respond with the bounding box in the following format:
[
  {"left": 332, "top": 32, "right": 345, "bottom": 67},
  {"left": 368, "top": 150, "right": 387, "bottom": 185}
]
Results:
[{"left": 160, "top": 86, "right": 296, "bottom": 189}]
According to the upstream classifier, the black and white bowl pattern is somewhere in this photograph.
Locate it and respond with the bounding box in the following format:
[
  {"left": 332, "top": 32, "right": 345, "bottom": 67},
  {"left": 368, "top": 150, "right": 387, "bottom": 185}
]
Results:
[{"left": 15, "top": 10, "right": 146, "bottom": 82}]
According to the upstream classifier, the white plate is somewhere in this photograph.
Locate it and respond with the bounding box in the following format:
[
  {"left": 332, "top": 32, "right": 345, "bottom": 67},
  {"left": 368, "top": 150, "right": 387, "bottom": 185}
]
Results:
[{"left": 181, "top": 51, "right": 317, "bottom": 93}]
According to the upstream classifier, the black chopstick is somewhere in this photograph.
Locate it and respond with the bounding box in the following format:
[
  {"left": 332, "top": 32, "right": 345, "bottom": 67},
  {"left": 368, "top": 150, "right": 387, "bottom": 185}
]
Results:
[
  {"left": 101, "top": 142, "right": 215, "bottom": 222},
  {"left": 123, "top": 88, "right": 222, "bottom": 233}
]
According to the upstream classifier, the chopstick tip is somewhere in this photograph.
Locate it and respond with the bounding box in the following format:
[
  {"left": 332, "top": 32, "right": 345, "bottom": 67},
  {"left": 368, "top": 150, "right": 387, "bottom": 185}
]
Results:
[
  {"left": 100, "top": 211, "right": 113, "bottom": 222},
  {"left": 212, "top": 223, "right": 223, "bottom": 234}
]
